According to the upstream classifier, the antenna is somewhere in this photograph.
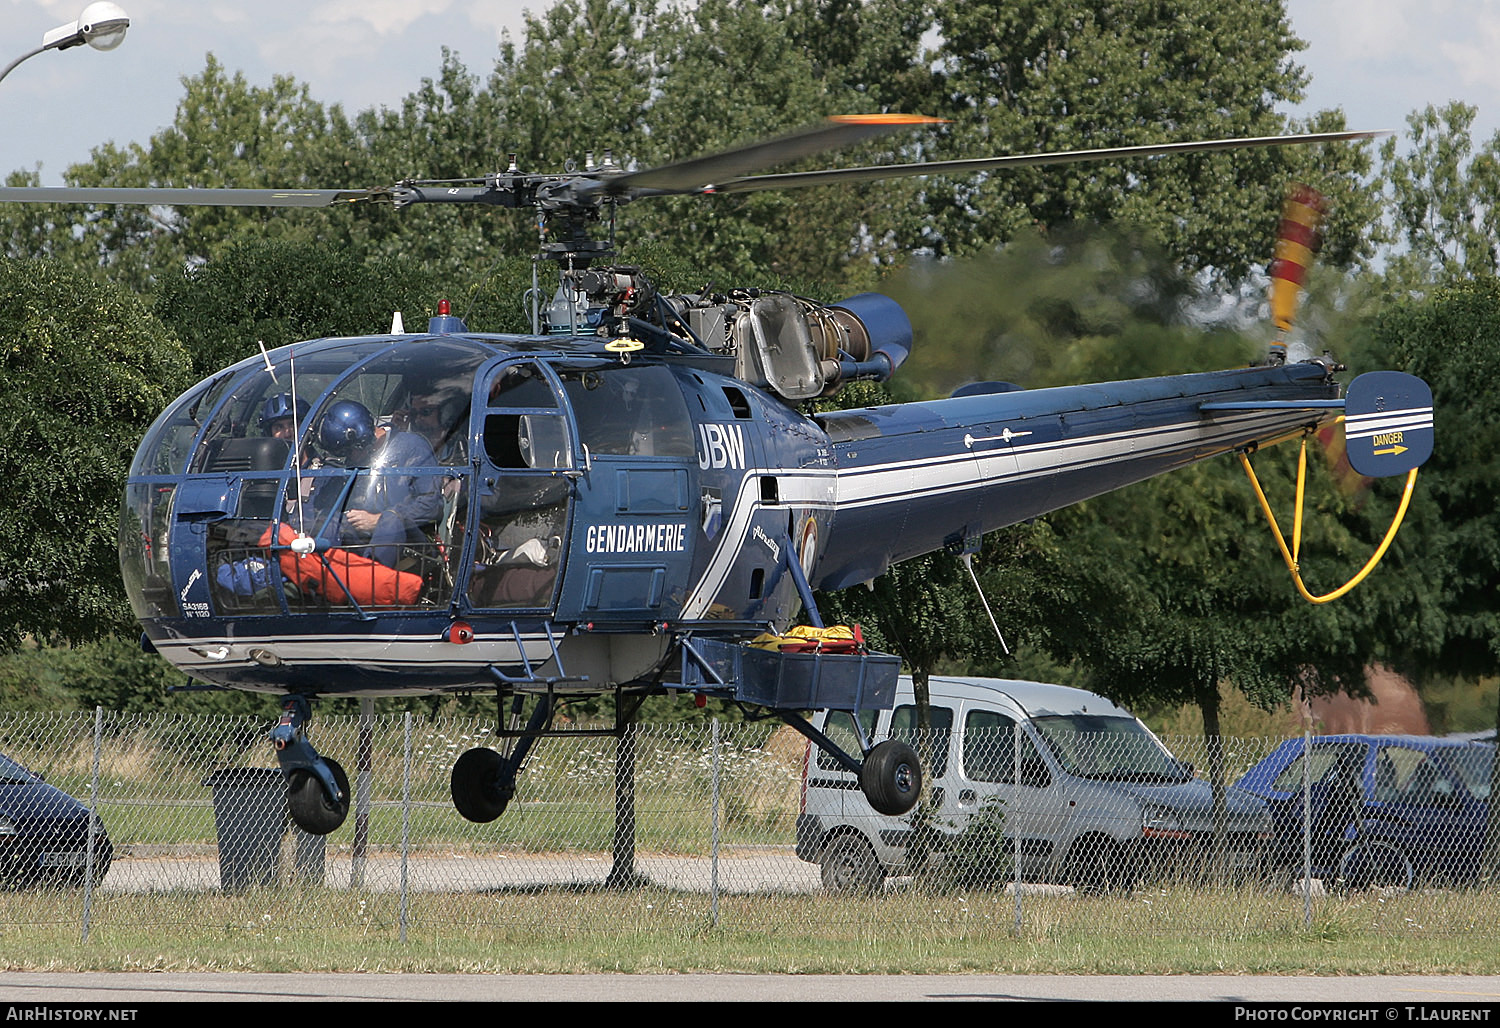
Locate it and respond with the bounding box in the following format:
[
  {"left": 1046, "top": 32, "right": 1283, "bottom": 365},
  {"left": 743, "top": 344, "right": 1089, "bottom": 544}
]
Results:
[
  {"left": 257, "top": 341, "right": 277, "bottom": 383},
  {"left": 961, "top": 552, "right": 1010, "bottom": 656},
  {"left": 287, "top": 348, "right": 313, "bottom": 547}
]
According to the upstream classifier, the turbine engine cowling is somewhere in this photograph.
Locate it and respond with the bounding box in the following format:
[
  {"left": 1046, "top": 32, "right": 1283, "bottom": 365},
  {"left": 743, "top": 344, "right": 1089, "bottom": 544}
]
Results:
[{"left": 677, "top": 290, "right": 914, "bottom": 402}]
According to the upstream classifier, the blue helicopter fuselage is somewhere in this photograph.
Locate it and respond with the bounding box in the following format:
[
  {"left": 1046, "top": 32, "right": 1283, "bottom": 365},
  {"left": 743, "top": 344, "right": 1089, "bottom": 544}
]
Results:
[{"left": 120, "top": 323, "right": 1339, "bottom": 698}]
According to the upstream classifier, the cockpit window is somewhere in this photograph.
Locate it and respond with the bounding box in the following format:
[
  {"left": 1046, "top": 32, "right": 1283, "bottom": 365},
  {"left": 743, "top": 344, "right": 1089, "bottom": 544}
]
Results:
[
  {"left": 468, "top": 359, "right": 571, "bottom": 609},
  {"left": 558, "top": 364, "right": 694, "bottom": 458},
  {"left": 183, "top": 340, "right": 489, "bottom": 477},
  {"left": 184, "top": 345, "right": 376, "bottom": 475},
  {"left": 482, "top": 361, "right": 571, "bottom": 471},
  {"left": 180, "top": 339, "right": 494, "bottom": 615},
  {"left": 131, "top": 373, "right": 237, "bottom": 477}
]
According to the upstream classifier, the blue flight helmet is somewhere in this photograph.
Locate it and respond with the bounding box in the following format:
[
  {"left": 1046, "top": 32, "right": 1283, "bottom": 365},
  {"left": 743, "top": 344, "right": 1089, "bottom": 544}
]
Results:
[
  {"left": 318, "top": 399, "right": 376, "bottom": 456},
  {"left": 258, "top": 392, "right": 300, "bottom": 432}
]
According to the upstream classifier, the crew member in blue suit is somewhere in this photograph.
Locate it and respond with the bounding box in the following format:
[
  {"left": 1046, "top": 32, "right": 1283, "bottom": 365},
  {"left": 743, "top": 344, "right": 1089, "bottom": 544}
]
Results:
[{"left": 319, "top": 399, "right": 442, "bottom": 568}]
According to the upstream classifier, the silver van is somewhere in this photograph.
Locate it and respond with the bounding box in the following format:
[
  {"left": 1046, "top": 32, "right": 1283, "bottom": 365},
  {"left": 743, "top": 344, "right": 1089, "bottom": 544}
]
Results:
[{"left": 796, "top": 676, "right": 1271, "bottom": 892}]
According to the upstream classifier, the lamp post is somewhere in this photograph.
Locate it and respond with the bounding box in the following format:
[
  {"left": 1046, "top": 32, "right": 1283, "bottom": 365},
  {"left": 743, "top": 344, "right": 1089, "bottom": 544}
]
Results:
[{"left": 0, "top": 3, "right": 130, "bottom": 87}]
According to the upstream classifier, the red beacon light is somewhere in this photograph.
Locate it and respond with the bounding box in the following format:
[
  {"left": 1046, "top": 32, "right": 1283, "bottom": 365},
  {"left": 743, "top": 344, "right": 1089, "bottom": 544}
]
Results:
[{"left": 428, "top": 299, "right": 466, "bottom": 335}]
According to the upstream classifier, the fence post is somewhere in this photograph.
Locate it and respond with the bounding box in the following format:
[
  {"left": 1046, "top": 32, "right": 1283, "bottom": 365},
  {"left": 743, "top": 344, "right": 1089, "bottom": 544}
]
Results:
[
  {"left": 400, "top": 710, "right": 411, "bottom": 945},
  {"left": 1301, "top": 727, "right": 1313, "bottom": 928},
  {"left": 607, "top": 720, "right": 639, "bottom": 888},
  {"left": 710, "top": 719, "right": 721, "bottom": 928},
  {"left": 352, "top": 698, "right": 374, "bottom": 889},
  {"left": 81, "top": 705, "right": 102, "bottom": 944},
  {"left": 1012, "top": 722, "right": 1023, "bottom": 934}
]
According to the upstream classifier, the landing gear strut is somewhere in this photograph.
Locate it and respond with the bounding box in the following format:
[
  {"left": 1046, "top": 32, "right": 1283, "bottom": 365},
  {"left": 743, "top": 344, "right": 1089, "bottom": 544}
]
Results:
[{"left": 272, "top": 694, "right": 350, "bottom": 835}]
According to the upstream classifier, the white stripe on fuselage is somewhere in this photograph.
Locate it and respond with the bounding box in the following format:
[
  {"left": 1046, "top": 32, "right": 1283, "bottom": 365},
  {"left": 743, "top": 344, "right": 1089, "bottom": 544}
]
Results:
[
  {"left": 677, "top": 407, "right": 1318, "bottom": 618},
  {"left": 152, "top": 631, "right": 556, "bottom": 675}
]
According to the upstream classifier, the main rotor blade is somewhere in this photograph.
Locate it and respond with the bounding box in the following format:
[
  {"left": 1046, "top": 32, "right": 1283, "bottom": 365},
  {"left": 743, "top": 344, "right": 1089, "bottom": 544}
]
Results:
[
  {"left": 704, "top": 130, "right": 1388, "bottom": 195},
  {"left": 604, "top": 114, "right": 947, "bottom": 196},
  {"left": 0, "top": 186, "right": 378, "bottom": 208}
]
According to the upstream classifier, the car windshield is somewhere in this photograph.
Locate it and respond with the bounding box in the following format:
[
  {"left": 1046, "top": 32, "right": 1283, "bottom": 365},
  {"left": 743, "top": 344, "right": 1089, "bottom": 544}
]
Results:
[
  {"left": 1447, "top": 745, "right": 1494, "bottom": 800},
  {"left": 0, "top": 753, "right": 38, "bottom": 784},
  {"left": 1031, "top": 714, "right": 1191, "bottom": 782}
]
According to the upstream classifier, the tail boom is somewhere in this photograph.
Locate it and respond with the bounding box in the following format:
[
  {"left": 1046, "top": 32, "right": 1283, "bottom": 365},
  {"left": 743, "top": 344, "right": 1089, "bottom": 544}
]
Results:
[{"left": 811, "top": 360, "right": 1340, "bottom": 589}]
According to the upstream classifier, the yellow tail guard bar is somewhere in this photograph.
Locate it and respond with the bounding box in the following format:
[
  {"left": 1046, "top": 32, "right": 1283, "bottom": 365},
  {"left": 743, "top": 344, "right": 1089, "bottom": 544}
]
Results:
[{"left": 1239, "top": 434, "right": 1417, "bottom": 605}]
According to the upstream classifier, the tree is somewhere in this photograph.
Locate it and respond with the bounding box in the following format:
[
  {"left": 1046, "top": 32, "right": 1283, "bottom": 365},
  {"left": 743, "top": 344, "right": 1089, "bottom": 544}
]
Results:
[
  {"left": 1, "top": 56, "right": 366, "bottom": 293},
  {"left": 624, "top": 0, "right": 935, "bottom": 289},
  {"left": 1346, "top": 279, "right": 1500, "bottom": 682},
  {"left": 878, "top": 228, "right": 1203, "bottom": 400},
  {"left": 1375, "top": 102, "right": 1500, "bottom": 293},
  {"left": 0, "top": 259, "right": 193, "bottom": 651},
  {"left": 1343, "top": 277, "right": 1500, "bottom": 879},
  {"left": 921, "top": 0, "right": 1379, "bottom": 281},
  {"left": 4, "top": 1, "right": 1376, "bottom": 301},
  {"left": 152, "top": 239, "right": 451, "bottom": 378}
]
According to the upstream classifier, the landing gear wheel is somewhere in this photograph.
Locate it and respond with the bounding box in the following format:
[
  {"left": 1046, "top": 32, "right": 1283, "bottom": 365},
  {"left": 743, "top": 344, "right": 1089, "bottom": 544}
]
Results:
[
  {"left": 820, "top": 835, "right": 883, "bottom": 894},
  {"left": 287, "top": 757, "right": 350, "bottom": 836},
  {"left": 451, "top": 747, "right": 511, "bottom": 823},
  {"left": 1336, "top": 840, "right": 1413, "bottom": 892},
  {"left": 860, "top": 739, "right": 922, "bottom": 816}
]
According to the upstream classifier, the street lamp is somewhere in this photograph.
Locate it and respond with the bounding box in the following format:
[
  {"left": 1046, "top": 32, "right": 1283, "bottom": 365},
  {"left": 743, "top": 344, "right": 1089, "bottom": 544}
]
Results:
[{"left": 0, "top": 3, "right": 131, "bottom": 86}]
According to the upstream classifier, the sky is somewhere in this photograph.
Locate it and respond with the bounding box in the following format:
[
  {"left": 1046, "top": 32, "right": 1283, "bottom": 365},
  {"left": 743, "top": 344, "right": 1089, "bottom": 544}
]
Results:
[{"left": 1, "top": 0, "right": 1496, "bottom": 187}]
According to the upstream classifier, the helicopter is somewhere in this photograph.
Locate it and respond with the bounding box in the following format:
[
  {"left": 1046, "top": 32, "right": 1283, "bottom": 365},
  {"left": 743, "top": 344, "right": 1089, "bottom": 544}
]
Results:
[{"left": 0, "top": 115, "right": 1434, "bottom": 836}]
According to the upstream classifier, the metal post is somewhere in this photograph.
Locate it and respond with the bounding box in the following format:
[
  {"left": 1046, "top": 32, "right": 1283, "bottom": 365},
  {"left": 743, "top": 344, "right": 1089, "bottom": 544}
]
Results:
[
  {"left": 710, "top": 719, "right": 721, "bottom": 928},
  {"left": 351, "top": 697, "right": 374, "bottom": 888},
  {"left": 400, "top": 711, "right": 411, "bottom": 944},
  {"left": 1302, "top": 727, "right": 1313, "bottom": 927},
  {"left": 81, "top": 706, "right": 102, "bottom": 944},
  {"left": 607, "top": 719, "right": 639, "bottom": 889},
  {"left": 1012, "top": 723, "right": 1023, "bottom": 934}
]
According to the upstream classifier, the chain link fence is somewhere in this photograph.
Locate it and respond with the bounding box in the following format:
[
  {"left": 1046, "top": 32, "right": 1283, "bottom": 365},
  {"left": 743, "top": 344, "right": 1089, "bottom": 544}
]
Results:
[{"left": 0, "top": 710, "right": 1494, "bottom": 942}]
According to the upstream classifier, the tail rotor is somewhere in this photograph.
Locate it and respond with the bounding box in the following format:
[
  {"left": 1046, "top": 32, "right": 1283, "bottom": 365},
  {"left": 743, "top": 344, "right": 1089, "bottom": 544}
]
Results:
[{"left": 1267, "top": 184, "right": 1329, "bottom": 364}]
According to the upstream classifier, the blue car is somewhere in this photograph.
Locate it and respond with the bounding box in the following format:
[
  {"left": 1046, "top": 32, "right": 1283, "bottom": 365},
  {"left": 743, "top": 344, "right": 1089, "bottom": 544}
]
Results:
[
  {"left": 0, "top": 752, "right": 112, "bottom": 889},
  {"left": 1234, "top": 734, "right": 1494, "bottom": 889}
]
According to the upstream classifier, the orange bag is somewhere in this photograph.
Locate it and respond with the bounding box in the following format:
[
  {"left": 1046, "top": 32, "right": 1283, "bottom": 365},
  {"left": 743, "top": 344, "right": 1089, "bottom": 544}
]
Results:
[{"left": 259, "top": 524, "right": 423, "bottom": 606}]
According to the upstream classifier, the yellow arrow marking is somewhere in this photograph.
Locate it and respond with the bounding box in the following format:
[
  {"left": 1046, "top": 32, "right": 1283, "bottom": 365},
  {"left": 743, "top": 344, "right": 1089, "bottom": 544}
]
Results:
[{"left": 1374, "top": 444, "right": 1408, "bottom": 457}]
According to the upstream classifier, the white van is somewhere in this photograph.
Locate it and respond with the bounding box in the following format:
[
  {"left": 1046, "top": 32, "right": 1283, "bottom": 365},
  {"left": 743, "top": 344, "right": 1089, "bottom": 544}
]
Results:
[{"left": 796, "top": 676, "right": 1271, "bottom": 892}]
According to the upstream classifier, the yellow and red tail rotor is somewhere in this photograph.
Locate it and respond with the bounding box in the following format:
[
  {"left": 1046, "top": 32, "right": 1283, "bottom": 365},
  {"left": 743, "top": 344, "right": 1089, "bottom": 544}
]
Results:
[{"left": 1267, "top": 184, "right": 1329, "bottom": 363}]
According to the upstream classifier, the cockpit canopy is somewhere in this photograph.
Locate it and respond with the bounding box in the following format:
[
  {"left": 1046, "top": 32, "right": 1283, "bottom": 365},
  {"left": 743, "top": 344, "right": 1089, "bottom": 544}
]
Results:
[
  {"left": 119, "top": 334, "right": 696, "bottom": 625},
  {"left": 133, "top": 337, "right": 489, "bottom": 481}
]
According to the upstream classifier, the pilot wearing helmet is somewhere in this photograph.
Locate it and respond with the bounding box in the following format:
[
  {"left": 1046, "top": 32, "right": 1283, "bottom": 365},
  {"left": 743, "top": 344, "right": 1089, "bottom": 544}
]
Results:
[
  {"left": 318, "top": 399, "right": 442, "bottom": 569},
  {"left": 260, "top": 392, "right": 326, "bottom": 515},
  {"left": 259, "top": 392, "right": 302, "bottom": 441}
]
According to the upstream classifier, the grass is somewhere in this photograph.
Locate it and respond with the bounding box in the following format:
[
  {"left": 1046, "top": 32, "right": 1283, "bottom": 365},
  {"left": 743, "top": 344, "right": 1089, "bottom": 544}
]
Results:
[
  {"left": 100, "top": 796, "right": 795, "bottom": 854},
  {"left": 3, "top": 881, "right": 1499, "bottom": 975},
  {"left": 4, "top": 712, "right": 1495, "bottom": 976}
]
